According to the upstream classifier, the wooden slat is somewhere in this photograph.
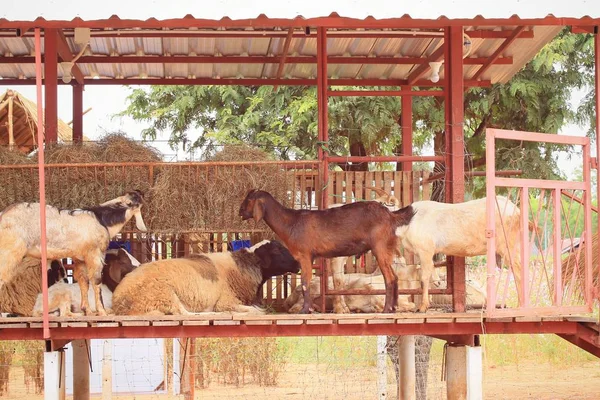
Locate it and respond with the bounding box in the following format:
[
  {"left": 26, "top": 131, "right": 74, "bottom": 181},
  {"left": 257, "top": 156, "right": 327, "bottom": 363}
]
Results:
[
  {"left": 383, "top": 171, "right": 393, "bottom": 197},
  {"left": 422, "top": 171, "right": 431, "bottom": 200},
  {"left": 306, "top": 319, "right": 334, "bottom": 325},
  {"left": 394, "top": 171, "right": 403, "bottom": 204},
  {"left": 402, "top": 171, "right": 411, "bottom": 206},
  {"left": 121, "top": 320, "right": 150, "bottom": 327}
]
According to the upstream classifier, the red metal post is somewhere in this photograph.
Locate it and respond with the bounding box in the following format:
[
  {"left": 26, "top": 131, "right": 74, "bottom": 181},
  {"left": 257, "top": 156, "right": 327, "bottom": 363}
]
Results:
[
  {"left": 582, "top": 139, "right": 593, "bottom": 309},
  {"left": 317, "top": 26, "right": 329, "bottom": 313},
  {"left": 44, "top": 28, "right": 58, "bottom": 143},
  {"left": 553, "top": 189, "right": 563, "bottom": 306},
  {"left": 486, "top": 129, "right": 498, "bottom": 316},
  {"left": 520, "top": 187, "right": 530, "bottom": 306},
  {"left": 35, "top": 28, "right": 50, "bottom": 339},
  {"left": 595, "top": 26, "right": 600, "bottom": 305},
  {"left": 445, "top": 26, "right": 466, "bottom": 312},
  {"left": 72, "top": 83, "right": 84, "bottom": 142},
  {"left": 401, "top": 88, "right": 413, "bottom": 172}
]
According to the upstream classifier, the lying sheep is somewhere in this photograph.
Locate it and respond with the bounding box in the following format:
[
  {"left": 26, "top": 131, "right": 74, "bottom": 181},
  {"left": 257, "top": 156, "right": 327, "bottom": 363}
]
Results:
[
  {"left": 0, "top": 190, "right": 147, "bottom": 316},
  {"left": 0, "top": 258, "right": 67, "bottom": 317},
  {"left": 284, "top": 257, "right": 420, "bottom": 313},
  {"left": 32, "top": 248, "right": 138, "bottom": 317},
  {"left": 112, "top": 240, "right": 300, "bottom": 315}
]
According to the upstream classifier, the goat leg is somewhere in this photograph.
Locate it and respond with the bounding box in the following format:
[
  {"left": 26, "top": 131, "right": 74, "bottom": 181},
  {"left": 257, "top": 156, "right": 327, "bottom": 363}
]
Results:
[
  {"left": 87, "top": 252, "right": 107, "bottom": 316},
  {"left": 373, "top": 248, "right": 398, "bottom": 313},
  {"left": 417, "top": 258, "right": 435, "bottom": 313},
  {"left": 73, "top": 262, "right": 92, "bottom": 316},
  {"left": 298, "top": 257, "right": 314, "bottom": 314}
]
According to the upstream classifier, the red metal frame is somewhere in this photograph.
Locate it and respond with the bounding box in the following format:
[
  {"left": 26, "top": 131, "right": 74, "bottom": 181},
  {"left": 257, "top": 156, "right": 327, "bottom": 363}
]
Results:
[
  {"left": 0, "top": 55, "right": 514, "bottom": 66},
  {"left": 401, "top": 87, "right": 413, "bottom": 171},
  {"left": 72, "top": 83, "right": 84, "bottom": 142},
  {"left": 317, "top": 27, "right": 329, "bottom": 313},
  {"left": 485, "top": 128, "right": 594, "bottom": 317},
  {"left": 0, "top": 28, "right": 535, "bottom": 40},
  {"left": 2, "top": 16, "right": 599, "bottom": 30},
  {"left": 445, "top": 26, "right": 467, "bottom": 313},
  {"left": 0, "top": 78, "right": 493, "bottom": 87},
  {"left": 4, "top": 14, "right": 596, "bottom": 345},
  {"left": 34, "top": 28, "right": 50, "bottom": 339},
  {"left": 596, "top": 26, "right": 600, "bottom": 303},
  {"left": 0, "top": 321, "right": 590, "bottom": 341},
  {"left": 43, "top": 28, "right": 58, "bottom": 143}
]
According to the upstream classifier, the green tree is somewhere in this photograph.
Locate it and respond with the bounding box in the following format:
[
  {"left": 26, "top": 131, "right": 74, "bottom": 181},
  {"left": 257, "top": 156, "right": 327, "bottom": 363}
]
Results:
[{"left": 120, "top": 30, "right": 595, "bottom": 184}]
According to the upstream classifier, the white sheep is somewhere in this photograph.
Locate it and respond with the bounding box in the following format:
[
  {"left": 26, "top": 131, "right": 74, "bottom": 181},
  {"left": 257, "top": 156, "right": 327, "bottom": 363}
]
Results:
[
  {"left": 0, "top": 190, "right": 147, "bottom": 316},
  {"left": 31, "top": 248, "right": 139, "bottom": 317},
  {"left": 284, "top": 256, "right": 419, "bottom": 313},
  {"left": 395, "top": 195, "right": 528, "bottom": 312}
]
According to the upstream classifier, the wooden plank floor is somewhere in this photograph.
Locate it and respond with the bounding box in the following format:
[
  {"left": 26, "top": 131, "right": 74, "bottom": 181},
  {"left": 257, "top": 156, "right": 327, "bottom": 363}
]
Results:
[{"left": 0, "top": 311, "right": 595, "bottom": 330}]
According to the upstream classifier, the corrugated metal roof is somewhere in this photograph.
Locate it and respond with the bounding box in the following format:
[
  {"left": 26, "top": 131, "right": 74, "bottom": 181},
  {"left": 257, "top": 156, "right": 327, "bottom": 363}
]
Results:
[
  {"left": 2, "top": 1, "right": 598, "bottom": 21},
  {"left": 0, "top": 25, "right": 563, "bottom": 84}
]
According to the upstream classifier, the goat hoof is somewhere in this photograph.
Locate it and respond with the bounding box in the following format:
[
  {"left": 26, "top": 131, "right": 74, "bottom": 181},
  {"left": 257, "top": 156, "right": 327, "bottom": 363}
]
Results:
[
  {"left": 298, "top": 306, "right": 313, "bottom": 314},
  {"left": 333, "top": 305, "right": 351, "bottom": 314}
]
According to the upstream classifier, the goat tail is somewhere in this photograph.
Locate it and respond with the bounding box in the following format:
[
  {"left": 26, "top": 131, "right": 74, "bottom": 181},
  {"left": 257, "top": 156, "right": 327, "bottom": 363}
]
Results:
[{"left": 392, "top": 204, "right": 416, "bottom": 227}]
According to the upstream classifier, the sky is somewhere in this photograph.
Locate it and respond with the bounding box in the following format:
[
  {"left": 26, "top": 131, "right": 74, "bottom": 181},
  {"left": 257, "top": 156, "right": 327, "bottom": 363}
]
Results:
[{"left": 1, "top": 1, "right": 598, "bottom": 175}]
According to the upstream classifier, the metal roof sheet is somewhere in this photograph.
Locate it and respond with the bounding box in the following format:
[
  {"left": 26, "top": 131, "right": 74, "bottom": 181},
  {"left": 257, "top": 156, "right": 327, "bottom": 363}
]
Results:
[
  {"left": 0, "top": 24, "right": 563, "bottom": 85},
  {"left": 2, "top": 1, "right": 599, "bottom": 21}
]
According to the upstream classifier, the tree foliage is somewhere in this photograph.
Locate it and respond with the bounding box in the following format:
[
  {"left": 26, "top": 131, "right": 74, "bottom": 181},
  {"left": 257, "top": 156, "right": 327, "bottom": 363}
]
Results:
[{"left": 119, "top": 29, "right": 595, "bottom": 187}]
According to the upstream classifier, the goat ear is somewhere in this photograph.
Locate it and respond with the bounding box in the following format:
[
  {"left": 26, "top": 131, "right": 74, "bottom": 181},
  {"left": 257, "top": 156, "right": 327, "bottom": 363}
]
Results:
[
  {"left": 252, "top": 199, "right": 265, "bottom": 223},
  {"left": 108, "top": 263, "right": 123, "bottom": 284}
]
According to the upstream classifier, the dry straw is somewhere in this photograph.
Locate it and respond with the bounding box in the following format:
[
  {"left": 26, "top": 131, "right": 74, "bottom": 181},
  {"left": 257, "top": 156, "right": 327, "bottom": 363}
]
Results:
[
  {"left": 0, "top": 132, "right": 159, "bottom": 212},
  {"left": 562, "top": 232, "right": 599, "bottom": 298},
  {"left": 1, "top": 138, "right": 302, "bottom": 235},
  {"left": 148, "top": 144, "right": 293, "bottom": 233}
]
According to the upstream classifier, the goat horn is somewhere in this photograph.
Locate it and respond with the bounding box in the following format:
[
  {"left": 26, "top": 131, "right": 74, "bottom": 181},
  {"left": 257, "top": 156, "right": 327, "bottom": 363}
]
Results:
[{"left": 365, "top": 187, "right": 391, "bottom": 199}]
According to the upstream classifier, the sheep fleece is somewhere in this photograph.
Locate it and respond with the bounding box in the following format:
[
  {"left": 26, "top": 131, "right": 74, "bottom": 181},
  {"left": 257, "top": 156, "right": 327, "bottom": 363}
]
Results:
[{"left": 112, "top": 253, "right": 262, "bottom": 315}]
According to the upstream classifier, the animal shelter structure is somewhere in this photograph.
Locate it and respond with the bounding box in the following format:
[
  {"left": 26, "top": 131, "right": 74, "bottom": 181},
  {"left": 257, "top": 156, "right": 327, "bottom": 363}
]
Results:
[{"left": 0, "top": 4, "right": 599, "bottom": 399}]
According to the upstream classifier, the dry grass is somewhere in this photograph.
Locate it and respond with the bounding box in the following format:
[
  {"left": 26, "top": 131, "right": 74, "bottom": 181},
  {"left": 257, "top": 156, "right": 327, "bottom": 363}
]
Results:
[
  {"left": 0, "top": 139, "right": 307, "bottom": 233},
  {"left": 147, "top": 145, "right": 293, "bottom": 232}
]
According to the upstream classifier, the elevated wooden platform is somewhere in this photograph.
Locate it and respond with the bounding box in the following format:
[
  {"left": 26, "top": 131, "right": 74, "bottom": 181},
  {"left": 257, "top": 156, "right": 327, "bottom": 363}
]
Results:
[{"left": 0, "top": 312, "right": 597, "bottom": 353}]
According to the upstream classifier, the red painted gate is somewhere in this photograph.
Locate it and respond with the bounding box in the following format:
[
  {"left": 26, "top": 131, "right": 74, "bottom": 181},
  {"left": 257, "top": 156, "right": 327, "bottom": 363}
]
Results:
[{"left": 485, "top": 129, "right": 595, "bottom": 317}]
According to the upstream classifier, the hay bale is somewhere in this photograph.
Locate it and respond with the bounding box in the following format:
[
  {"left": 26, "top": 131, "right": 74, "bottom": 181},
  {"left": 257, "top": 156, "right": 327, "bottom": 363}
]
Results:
[
  {"left": 147, "top": 145, "right": 292, "bottom": 233},
  {"left": 28, "top": 132, "right": 158, "bottom": 209},
  {"left": 0, "top": 147, "right": 36, "bottom": 209}
]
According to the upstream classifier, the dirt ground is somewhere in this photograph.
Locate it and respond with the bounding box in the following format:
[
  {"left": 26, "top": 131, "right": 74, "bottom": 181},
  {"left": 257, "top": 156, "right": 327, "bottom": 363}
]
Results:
[{"left": 1, "top": 360, "right": 598, "bottom": 399}]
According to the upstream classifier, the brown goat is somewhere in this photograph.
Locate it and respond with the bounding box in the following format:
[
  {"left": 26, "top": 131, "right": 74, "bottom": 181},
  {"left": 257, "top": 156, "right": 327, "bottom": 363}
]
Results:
[{"left": 238, "top": 189, "right": 415, "bottom": 313}]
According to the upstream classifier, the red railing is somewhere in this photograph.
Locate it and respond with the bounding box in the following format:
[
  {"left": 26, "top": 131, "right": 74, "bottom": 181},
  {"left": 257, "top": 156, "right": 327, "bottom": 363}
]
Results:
[{"left": 485, "top": 129, "right": 594, "bottom": 317}]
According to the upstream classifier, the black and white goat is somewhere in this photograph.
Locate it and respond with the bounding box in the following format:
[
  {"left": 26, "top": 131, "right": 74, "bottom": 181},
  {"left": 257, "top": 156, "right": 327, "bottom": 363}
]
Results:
[{"left": 0, "top": 190, "right": 147, "bottom": 316}]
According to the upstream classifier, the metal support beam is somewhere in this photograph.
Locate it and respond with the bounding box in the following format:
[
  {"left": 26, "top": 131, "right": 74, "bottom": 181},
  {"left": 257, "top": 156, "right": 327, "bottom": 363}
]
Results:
[
  {"left": 273, "top": 27, "right": 295, "bottom": 90},
  {"left": 56, "top": 30, "right": 85, "bottom": 85},
  {"left": 0, "top": 54, "right": 514, "bottom": 66},
  {"left": 407, "top": 46, "right": 444, "bottom": 85},
  {"left": 401, "top": 88, "right": 414, "bottom": 171},
  {"left": 595, "top": 26, "right": 600, "bottom": 303},
  {"left": 471, "top": 26, "right": 525, "bottom": 81},
  {"left": 445, "top": 26, "right": 466, "bottom": 313},
  {"left": 0, "top": 77, "right": 493, "bottom": 88},
  {"left": 35, "top": 28, "right": 51, "bottom": 339},
  {"left": 317, "top": 26, "right": 329, "bottom": 314},
  {"left": 72, "top": 83, "right": 84, "bottom": 142},
  {"left": 0, "top": 321, "right": 589, "bottom": 341},
  {"left": 44, "top": 28, "right": 59, "bottom": 143}
]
